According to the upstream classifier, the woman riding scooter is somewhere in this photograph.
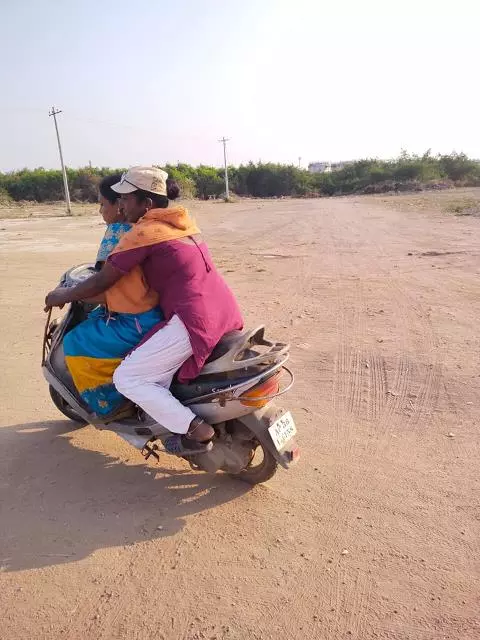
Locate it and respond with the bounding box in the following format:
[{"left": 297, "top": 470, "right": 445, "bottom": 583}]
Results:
[{"left": 95, "top": 173, "right": 132, "bottom": 267}]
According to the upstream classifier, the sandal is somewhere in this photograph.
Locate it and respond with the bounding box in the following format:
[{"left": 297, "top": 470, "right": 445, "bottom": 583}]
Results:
[{"left": 163, "top": 434, "right": 213, "bottom": 457}]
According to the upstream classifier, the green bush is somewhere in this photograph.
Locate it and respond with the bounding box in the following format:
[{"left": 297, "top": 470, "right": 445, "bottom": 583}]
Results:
[
  {"left": 438, "top": 153, "right": 479, "bottom": 183},
  {"left": 1, "top": 153, "right": 479, "bottom": 203},
  {"left": 0, "top": 187, "right": 13, "bottom": 205}
]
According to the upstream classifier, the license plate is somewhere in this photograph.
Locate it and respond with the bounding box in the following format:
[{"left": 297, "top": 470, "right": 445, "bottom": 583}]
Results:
[{"left": 268, "top": 412, "right": 297, "bottom": 451}]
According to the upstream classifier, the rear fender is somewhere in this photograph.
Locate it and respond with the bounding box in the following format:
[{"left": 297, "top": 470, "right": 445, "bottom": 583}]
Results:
[{"left": 236, "top": 404, "right": 299, "bottom": 470}]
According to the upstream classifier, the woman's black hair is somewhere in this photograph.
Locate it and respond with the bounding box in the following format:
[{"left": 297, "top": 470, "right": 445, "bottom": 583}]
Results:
[
  {"left": 99, "top": 173, "right": 122, "bottom": 205},
  {"left": 133, "top": 179, "right": 180, "bottom": 209}
]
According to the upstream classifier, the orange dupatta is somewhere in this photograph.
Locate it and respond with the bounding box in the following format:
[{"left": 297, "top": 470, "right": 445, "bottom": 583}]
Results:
[{"left": 105, "top": 206, "right": 200, "bottom": 314}]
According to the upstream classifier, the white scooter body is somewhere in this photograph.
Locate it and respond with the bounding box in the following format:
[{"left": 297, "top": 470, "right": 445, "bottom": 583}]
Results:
[{"left": 42, "top": 265, "right": 299, "bottom": 484}]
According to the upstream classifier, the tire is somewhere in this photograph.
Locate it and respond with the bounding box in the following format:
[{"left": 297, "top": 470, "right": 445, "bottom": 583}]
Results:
[
  {"left": 234, "top": 443, "right": 278, "bottom": 485},
  {"left": 49, "top": 385, "right": 87, "bottom": 425}
]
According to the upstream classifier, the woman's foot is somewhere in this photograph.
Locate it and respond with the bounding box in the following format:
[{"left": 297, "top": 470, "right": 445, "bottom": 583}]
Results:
[{"left": 101, "top": 399, "right": 136, "bottom": 423}]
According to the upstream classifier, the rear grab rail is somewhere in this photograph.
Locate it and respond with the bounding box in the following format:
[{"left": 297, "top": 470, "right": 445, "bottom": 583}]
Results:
[{"left": 201, "top": 326, "right": 290, "bottom": 375}]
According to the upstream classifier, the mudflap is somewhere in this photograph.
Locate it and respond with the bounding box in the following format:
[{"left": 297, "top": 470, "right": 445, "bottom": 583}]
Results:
[{"left": 237, "top": 404, "right": 300, "bottom": 470}]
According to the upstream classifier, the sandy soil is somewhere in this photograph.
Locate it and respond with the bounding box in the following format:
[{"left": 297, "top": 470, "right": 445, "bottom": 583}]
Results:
[
  {"left": 0, "top": 196, "right": 479, "bottom": 640},
  {"left": 0, "top": 201, "right": 97, "bottom": 219}
]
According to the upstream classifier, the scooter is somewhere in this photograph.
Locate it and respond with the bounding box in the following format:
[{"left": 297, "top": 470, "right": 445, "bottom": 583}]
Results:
[{"left": 42, "top": 264, "right": 299, "bottom": 484}]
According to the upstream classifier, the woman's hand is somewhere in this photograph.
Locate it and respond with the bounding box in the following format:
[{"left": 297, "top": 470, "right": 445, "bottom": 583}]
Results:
[{"left": 45, "top": 288, "right": 70, "bottom": 311}]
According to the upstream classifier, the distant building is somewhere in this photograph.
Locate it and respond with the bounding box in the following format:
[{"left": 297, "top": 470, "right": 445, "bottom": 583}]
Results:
[
  {"left": 308, "top": 161, "right": 349, "bottom": 174},
  {"left": 308, "top": 162, "right": 332, "bottom": 174}
]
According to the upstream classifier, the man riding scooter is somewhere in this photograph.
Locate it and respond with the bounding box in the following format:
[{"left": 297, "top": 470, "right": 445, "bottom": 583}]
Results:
[{"left": 45, "top": 166, "right": 244, "bottom": 456}]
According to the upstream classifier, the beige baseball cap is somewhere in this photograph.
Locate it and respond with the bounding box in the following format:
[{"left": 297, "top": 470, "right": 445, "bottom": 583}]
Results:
[{"left": 111, "top": 166, "right": 168, "bottom": 196}]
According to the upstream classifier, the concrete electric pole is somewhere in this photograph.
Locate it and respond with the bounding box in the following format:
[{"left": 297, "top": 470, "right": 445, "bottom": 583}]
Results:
[
  {"left": 49, "top": 106, "right": 72, "bottom": 215},
  {"left": 218, "top": 136, "right": 230, "bottom": 200}
]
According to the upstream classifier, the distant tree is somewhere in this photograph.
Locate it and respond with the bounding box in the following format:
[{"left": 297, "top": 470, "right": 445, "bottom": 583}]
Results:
[
  {"left": 69, "top": 168, "right": 100, "bottom": 202},
  {"left": 163, "top": 164, "right": 197, "bottom": 199},
  {"left": 438, "top": 153, "right": 478, "bottom": 182},
  {"left": 193, "top": 166, "right": 224, "bottom": 199}
]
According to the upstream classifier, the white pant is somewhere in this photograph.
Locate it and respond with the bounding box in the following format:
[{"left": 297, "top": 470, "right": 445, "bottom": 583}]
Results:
[{"left": 113, "top": 315, "right": 195, "bottom": 434}]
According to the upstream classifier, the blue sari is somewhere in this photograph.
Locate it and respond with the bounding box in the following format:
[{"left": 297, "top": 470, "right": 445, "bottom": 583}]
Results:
[
  {"left": 96, "top": 222, "right": 132, "bottom": 262},
  {"left": 64, "top": 306, "right": 163, "bottom": 416},
  {"left": 63, "top": 221, "right": 163, "bottom": 416}
]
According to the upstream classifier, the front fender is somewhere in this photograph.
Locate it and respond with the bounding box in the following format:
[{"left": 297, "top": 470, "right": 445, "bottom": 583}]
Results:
[{"left": 237, "top": 404, "right": 299, "bottom": 470}]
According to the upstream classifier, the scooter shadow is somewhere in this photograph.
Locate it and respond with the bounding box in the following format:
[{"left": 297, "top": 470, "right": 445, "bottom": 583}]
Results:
[{"left": 0, "top": 420, "right": 251, "bottom": 572}]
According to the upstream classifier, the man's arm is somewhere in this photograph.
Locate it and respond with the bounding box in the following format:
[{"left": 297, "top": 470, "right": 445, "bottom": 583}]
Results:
[{"left": 45, "top": 262, "right": 123, "bottom": 310}]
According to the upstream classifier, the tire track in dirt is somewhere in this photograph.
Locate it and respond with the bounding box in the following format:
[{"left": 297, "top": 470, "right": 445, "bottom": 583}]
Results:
[
  {"left": 367, "top": 353, "right": 388, "bottom": 422},
  {"left": 327, "top": 563, "right": 372, "bottom": 639},
  {"left": 322, "top": 202, "right": 446, "bottom": 638},
  {"left": 333, "top": 214, "right": 443, "bottom": 450},
  {"left": 329, "top": 239, "right": 369, "bottom": 457},
  {"left": 325, "top": 213, "right": 448, "bottom": 639},
  {"left": 281, "top": 210, "right": 378, "bottom": 639},
  {"left": 323, "top": 214, "right": 382, "bottom": 638},
  {"left": 347, "top": 348, "right": 363, "bottom": 418},
  {"left": 327, "top": 210, "right": 393, "bottom": 433},
  {"left": 372, "top": 271, "right": 443, "bottom": 445}
]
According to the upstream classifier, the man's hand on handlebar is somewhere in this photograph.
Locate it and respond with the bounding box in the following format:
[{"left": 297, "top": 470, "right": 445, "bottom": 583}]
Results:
[
  {"left": 44, "top": 287, "right": 69, "bottom": 312},
  {"left": 44, "top": 262, "right": 123, "bottom": 312}
]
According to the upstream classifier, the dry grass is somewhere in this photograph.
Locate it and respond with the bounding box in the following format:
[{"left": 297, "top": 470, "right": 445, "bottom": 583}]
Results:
[
  {"left": 0, "top": 202, "right": 97, "bottom": 220},
  {"left": 363, "top": 186, "right": 480, "bottom": 217},
  {"left": 0, "top": 198, "right": 199, "bottom": 220},
  {"left": 2, "top": 188, "right": 480, "bottom": 221}
]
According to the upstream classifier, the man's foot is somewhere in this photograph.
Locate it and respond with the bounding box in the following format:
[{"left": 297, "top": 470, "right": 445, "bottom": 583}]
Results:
[
  {"left": 163, "top": 434, "right": 213, "bottom": 457},
  {"left": 186, "top": 416, "right": 215, "bottom": 442}
]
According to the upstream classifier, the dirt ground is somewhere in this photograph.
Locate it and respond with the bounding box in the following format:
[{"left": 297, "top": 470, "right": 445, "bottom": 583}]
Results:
[{"left": 0, "top": 195, "right": 479, "bottom": 640}]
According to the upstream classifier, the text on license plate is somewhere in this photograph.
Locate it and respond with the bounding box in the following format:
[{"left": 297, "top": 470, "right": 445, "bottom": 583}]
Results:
[{"left": 268, "top": 412, "right": 297, "bottom": 451}]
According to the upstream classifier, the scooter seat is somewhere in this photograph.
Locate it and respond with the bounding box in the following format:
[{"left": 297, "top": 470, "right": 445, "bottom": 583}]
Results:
[
  {"left": 171, "top": 373, "right": 252, "bottom": 403},
  {"left": 204, "top": 330, "right": 246, "bottom": 364}
]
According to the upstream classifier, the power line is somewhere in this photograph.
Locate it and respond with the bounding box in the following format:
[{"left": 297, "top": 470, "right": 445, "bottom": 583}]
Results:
[
  {"left": 48, "top": 106, "right": 71, "bottom": 215},
  {"left": 218, "top": 136, "right": 230, "bottom": 200}
]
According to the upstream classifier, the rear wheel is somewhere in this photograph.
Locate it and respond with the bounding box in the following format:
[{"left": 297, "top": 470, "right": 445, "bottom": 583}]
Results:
[
  {"left": 233, "top": 442, "right": 278, "bottom": 485},
  {"left": 49, "top": 385, "right": 87, "bottom": 425}
]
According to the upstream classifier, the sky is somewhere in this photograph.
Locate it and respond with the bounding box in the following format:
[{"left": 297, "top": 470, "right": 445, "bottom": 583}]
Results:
[{"left": 1, "top": 0, "right": 479, "bottom": 171}]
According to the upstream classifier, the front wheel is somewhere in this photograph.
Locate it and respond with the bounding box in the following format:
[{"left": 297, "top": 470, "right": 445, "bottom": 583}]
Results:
[
  {"left": 233, "top": 442, "right": 278, "bottom": 485},
  {"left": 49, "top": 385, "right": 87, "bottom": 425}
]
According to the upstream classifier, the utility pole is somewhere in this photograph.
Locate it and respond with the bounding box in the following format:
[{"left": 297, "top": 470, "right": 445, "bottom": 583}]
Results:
[
  {"left": 218, "top": 136, "right": 230, "bottom": 200},
  {"left": 298, "top": 156, "right": 302, "bottom": 168},
  {"left": 49, "top": 106, "right": 71, "bottom": 215}
]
